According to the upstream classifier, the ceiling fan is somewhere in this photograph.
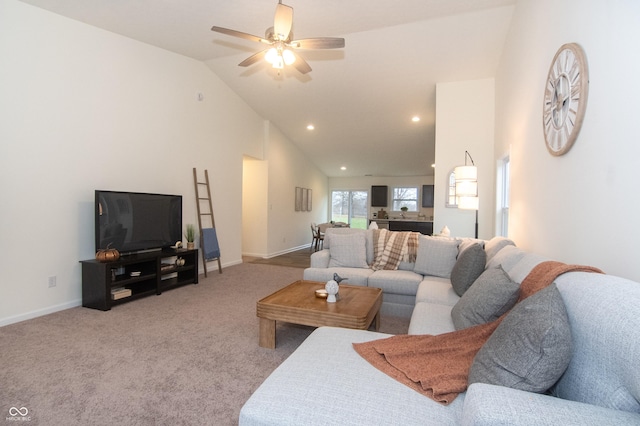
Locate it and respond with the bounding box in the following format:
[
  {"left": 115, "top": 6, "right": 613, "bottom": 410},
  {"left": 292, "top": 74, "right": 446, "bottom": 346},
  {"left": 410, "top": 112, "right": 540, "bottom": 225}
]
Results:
[{"left": 211, "top": 1, "right": 345, "bottom": 74}]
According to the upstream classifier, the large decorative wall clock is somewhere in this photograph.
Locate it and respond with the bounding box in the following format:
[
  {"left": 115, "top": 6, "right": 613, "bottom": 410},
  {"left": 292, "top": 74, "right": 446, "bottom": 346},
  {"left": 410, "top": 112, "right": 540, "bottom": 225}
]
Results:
[{"left": 543, "top": 43, "right": 589, "bottom": 156}]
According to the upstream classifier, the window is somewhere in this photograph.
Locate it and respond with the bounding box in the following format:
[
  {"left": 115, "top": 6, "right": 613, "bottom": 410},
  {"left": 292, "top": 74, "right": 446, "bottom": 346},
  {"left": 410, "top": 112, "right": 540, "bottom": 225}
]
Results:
[
  {"left": 392, "top": 187, "right": 418, "bottom": 211},
  {"left": 498, "top": 155, "right": 510, "bottom": 236},
  {"left": 445, "top": 171, "right": 457, "bottom": 208},
  {"left": 331, "top": 190, "right": 368, "bottom": 229}
]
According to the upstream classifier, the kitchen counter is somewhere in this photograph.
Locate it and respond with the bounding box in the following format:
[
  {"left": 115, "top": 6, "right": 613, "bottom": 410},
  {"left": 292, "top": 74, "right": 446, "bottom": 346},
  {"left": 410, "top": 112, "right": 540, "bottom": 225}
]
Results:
[
  {"left": 373, "top": 218, "right": 432, "bottom": 222},
  {"left": 369, "top": 219, "right": 433, "bottom": 235}
]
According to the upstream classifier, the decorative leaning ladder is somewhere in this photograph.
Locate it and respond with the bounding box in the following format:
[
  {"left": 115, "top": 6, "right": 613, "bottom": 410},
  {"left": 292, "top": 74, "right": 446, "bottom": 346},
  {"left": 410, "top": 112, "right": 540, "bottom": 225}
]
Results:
[{"left": 193, "top": 168, "right": 222, "bottom": 276}]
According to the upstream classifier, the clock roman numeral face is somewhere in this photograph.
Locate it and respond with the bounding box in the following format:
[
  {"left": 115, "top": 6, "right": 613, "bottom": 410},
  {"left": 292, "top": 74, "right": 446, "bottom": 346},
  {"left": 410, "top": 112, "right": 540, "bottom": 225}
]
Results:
[{"left": 543, "top": 43, "right": 589, "bottom": 156}]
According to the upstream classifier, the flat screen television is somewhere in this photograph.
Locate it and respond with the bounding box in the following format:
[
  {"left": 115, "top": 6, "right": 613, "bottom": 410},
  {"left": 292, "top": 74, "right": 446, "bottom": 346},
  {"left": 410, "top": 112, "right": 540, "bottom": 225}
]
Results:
[{"left": 95, "top": 190, "right": 182, "bottom": 254}]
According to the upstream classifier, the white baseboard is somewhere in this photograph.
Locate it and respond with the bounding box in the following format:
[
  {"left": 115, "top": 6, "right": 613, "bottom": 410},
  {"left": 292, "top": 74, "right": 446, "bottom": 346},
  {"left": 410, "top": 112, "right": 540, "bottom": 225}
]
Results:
[
  {"left": 241, "top": 251, "right": 266, "bottom": 258},
  {"left": 0, "top": 299, "right": 82, "bottom": 327},
  {"left": 244, "top": 244, "right": 308, "bottom": 259},
  {"left": 196, "top": 258, "right": 243, "bottom": 276}
]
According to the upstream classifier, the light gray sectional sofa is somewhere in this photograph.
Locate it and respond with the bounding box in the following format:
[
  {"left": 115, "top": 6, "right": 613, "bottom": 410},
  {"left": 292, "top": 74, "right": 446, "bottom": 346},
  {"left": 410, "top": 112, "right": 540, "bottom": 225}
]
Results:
[
  {"left": 302, "top": 227, "right": 489, "bottom": 319},
  {"left": 240, "top": 227, "right": 640, "bottom": 425}
]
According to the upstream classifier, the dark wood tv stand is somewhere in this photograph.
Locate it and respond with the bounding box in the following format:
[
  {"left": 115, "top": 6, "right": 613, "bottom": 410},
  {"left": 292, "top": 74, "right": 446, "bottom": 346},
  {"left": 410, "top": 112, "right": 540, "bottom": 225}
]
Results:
[{"left": 80, "top": 248, "right": 199, "bottom": 311}]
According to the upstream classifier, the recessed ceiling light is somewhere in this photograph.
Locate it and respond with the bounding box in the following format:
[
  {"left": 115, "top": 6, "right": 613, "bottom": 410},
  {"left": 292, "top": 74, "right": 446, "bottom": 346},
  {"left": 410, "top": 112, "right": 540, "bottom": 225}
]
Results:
[
  {"left": 412, "top": 116, "right": 420, "bottom": 122},
  {"left": 306, "top": 124, "right": 315, "bottom": 130},
  {"left": 340, "top": 166, "right": 347, "bottom": 171}
]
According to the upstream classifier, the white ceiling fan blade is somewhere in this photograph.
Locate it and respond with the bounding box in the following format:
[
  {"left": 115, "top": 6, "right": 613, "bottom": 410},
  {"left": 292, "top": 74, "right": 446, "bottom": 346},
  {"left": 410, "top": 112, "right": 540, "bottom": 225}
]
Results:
[
  {"left": 238, "top": 49, "right": 268, "bottom": 67},
  {"left": 211, "top": 26, "right": 271, "bottom": 45},
  {"left": 291, "top": 51, "right": 312, "bottom": 74},
  {"left": 290, "top": 37, "right": 345, "bottom": 49},
  {"left": 274, "top": 2, "right": 293, "bottom": 40}
]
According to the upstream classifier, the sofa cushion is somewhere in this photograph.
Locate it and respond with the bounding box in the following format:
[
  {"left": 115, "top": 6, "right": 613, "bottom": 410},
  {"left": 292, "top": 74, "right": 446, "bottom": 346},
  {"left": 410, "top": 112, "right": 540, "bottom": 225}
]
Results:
[
  {"left": 368, "top": 270, "right": 423, "bottom": 296},
  {"left": 552, "top": 272, "right": 640, "bottom": 413},
  {"left": 416, "top": 276, "right": 460, "bottom": 306},
  {"left": 409, "top": 302, "right": 455, "bottom": 335},
  {"left": 468, "top": 284, "right": 572, "bottom": 394},
  {"left": 303, "top": 267, "right": 372, "bottom": 287},
  {"left": 463, "top": 383, "right": 640, "bottom": 426},
  {"left": 484, "top": 236, "right": 515, "bottom": 263},
  {"left": 413, "top": 236, "right": 459, "bottom": 278},
  {"left": 507, "top": 253, "right": 549, "bottom": 284},
  {"left": 239, "top": 327, "right": 466, "bottom": 425},
  {"left": 451, "top": 266, "right": 519, "bottom": 330},
  {"left": 397, "top": 261, "right": 416, "bottom": 271},
  {"left": 485, "top": 244, "right": 526, "bottom": 271},
  {"left": 328, "top": 233, "right": 369, "bottom": 268},
  {"left": 324, "top": 228, "right": 374, "bottom": 264},
  {"left": 309, "top": 249, "right": 331, "bottom": 268},
  {"left": 450, "top": 243, "right": 486, "bottom": 296}
]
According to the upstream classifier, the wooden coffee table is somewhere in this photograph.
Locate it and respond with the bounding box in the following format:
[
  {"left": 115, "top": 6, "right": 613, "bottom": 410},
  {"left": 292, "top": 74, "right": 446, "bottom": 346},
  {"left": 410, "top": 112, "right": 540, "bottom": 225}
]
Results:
[{"left": 256, "top": 280, "right": 383, "bottom": 349}]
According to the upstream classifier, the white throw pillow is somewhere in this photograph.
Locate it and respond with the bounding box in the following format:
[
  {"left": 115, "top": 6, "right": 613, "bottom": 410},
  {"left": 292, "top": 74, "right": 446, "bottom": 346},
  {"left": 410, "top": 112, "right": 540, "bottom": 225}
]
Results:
[
  {"left": 413, "top": 236, "right": 459, "bottom": 278},
  {"left": 485, "top": 245, "right": 525, "bottom": 271},
  {"left": 328, "top": 233, "right": 369, "bottom": 268}
]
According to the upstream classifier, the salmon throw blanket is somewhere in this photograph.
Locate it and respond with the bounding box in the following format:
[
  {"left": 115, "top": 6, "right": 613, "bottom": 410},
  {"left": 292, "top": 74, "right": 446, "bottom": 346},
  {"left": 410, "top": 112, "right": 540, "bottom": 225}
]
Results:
[{"left": 353, "top": 261, "right": 603, "bottom": 404}]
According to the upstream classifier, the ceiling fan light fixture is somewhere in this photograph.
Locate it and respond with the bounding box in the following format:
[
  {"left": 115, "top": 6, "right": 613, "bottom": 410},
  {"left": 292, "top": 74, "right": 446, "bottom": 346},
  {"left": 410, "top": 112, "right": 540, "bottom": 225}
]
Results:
[
  {"left": 282, "top": 49, "right": 296, "bottom": 65},
  {"left": 265, "top": 48, "right": 278, "bottom": 64}
]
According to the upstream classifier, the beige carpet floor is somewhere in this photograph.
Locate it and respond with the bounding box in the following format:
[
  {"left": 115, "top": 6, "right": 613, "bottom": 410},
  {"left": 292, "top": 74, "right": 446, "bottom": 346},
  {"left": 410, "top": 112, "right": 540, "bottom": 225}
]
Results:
[{"left": 1, "top": 262, "right": 408, "bottom": 425}]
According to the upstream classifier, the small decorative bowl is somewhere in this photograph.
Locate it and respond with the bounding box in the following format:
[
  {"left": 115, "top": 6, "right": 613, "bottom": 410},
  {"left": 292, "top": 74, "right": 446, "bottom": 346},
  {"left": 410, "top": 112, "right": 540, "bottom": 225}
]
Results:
[{"left": 315, "top": 289, "right": 328, "bottom": 299}]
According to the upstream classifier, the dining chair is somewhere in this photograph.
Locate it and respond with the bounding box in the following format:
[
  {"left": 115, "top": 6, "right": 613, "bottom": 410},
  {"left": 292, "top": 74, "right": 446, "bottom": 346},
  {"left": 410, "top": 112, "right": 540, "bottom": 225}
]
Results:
[
  {"left": 310, "top": 223, "right": 318, "bottom": 251},
  {"left": 311, "top": 223, "right": 325, "bottom": 251},
  {"left": 316, "top": 226, "right": 324, "bottom": 250}
]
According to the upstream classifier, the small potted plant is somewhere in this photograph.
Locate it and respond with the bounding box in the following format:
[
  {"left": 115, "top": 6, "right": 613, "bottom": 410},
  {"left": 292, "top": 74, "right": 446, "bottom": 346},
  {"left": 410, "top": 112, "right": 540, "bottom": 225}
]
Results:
[
  {"left": 185, "top": 224, "right": 196, "bottom": 250},
  {"left": 400, "top": 206, "right": 408, "bottom": 218}
]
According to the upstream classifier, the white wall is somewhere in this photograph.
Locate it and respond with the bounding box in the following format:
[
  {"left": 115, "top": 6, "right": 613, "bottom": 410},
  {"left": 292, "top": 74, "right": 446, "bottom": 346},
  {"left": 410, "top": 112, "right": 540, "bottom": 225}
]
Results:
[
  {"left": 434, "top": 79, "right": 495, "bottom": 239},
  {"left": 495, "top": 0, "right": 640, "bottom": 281},
  {"left": 0, "top": 0, "right": 265, "bottom": 325},
  {"left": 242, "top": 154, "right": 269, "bottom": 257},
  {"left": 265, "top": 123, "right": 328, "bottom": 256}
]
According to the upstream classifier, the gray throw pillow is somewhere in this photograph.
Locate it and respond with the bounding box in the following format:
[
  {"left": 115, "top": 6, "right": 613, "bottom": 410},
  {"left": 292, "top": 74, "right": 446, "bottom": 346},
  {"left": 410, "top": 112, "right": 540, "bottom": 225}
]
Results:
[
  {"left": 413, "top": 236, "right": 459, "bottom": 278},
  {"left": 468, "top": 284, "right": 573, "bottom": 393},
  {"left": 328, "top": 233, "right": 369, "bottom": 268},
  {"left": 450, "top": 243, "right": 486, "bottom": 296},
  {"left": 451, "top": 266, "right": 519, "bottom": 330}
]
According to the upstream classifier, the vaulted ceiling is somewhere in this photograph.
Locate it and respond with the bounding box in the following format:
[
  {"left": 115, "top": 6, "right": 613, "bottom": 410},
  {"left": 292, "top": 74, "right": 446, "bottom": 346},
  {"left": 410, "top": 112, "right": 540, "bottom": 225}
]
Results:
[{"left": 19, "top": 0, "right": 516, "bottom": 177}]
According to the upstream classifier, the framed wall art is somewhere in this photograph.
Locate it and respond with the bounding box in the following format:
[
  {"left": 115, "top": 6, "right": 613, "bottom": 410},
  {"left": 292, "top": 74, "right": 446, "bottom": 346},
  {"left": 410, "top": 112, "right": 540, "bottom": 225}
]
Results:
[
  {"left": 295, "top": 187, "right": 312, "bottom": 212},
  {"left": 295, "top": 187, "right": 303, "bottom": 211}
]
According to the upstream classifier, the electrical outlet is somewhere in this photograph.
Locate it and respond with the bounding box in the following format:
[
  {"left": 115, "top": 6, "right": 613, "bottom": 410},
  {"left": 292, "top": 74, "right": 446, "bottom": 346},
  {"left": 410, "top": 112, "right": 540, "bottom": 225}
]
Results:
[{"left": 48, "top": 276, "right": 57, "bottom": 288}]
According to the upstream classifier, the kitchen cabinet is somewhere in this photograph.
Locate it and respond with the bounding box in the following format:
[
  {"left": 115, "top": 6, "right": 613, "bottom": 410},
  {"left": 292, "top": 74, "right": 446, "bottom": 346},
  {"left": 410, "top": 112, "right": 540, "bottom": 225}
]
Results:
[
  {"left": 371, "top": 186, "right": 388, "bottom": 207},
  {"left": 422, "top": 185, "right": 434, "bottom": 208}
]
